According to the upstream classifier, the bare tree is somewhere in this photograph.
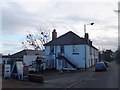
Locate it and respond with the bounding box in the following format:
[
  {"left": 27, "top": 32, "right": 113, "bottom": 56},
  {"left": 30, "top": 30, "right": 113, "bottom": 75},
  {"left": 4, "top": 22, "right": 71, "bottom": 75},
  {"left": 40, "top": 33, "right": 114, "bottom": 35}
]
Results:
[{"left": 22, "top": 26, "right": 51, "bottom": 50}]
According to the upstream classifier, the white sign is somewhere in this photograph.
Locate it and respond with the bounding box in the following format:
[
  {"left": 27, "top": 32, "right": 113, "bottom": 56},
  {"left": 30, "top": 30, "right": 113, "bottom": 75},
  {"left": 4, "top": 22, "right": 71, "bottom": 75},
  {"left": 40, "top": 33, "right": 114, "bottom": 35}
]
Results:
[
  {"left": 16, "top": 61, "right": 23, "bottom": 76},
  {"left": 4, "top": 64, "right": 11, "bottom": 78}
]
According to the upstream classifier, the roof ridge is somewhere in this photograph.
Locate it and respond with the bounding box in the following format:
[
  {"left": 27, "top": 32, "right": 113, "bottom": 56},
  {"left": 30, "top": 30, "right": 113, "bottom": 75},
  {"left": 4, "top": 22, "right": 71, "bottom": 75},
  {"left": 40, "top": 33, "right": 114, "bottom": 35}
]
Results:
[
  {"left": 55, "top": 31, "right": 83, "bottom": 40},
  {"left": 44, "top": 31, "right": 85, "bottom": 46}
]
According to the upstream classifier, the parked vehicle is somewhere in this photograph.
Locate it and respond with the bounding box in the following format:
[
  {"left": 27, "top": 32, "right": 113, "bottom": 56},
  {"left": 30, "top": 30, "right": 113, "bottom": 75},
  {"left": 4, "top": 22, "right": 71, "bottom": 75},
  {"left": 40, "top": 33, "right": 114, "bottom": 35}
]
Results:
[
  {"left": 103, "top": 61, "right": 108, "bottom": 67},
  {"left": 95, "top": 62, "right": 107, "bottom": 72}
]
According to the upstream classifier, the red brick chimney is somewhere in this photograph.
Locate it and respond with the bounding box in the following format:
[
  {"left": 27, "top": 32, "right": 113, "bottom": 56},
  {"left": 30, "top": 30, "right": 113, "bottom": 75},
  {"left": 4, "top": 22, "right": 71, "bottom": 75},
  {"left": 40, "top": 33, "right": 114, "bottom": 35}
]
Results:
[
  {"left": 52, "top": 29, "right": 57, "bottom": 40},
  {"left": 84, "top": 33, "right": 89, "bottom": 40}
]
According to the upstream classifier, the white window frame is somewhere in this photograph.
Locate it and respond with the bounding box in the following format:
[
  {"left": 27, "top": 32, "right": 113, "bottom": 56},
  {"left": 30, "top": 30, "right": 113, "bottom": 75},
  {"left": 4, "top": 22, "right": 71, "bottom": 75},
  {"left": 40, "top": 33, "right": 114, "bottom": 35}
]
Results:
[{"left": 73, "top": 45, "right": 79, "bottom": 54}]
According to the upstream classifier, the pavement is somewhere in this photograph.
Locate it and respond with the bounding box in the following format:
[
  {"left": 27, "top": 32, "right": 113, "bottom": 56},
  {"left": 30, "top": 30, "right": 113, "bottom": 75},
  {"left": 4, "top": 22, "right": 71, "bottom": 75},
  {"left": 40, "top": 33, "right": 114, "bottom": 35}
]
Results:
[{"left": 1, "top": 61, "right": 119, "bottom": 89}]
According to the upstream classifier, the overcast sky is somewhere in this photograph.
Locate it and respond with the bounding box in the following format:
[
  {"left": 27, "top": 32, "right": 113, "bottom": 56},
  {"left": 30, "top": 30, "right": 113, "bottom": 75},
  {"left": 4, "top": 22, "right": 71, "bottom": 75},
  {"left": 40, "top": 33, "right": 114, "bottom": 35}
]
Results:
[{"left": 0, "top": 0, "right": 119, "bottom": 55}]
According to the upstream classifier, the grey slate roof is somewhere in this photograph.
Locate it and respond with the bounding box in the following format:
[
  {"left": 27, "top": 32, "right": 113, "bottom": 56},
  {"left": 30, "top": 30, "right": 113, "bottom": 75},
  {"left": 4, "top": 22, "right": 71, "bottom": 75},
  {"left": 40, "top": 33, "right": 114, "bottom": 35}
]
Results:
[
  {"left": 44, "top": 31, "right": 98, "bottom": 50},
  {"left": 44, "top": 31, "right": 89, "bottom": 46},
  {"left": 10, "top": 49, "right": 45, "bottom": 58}
]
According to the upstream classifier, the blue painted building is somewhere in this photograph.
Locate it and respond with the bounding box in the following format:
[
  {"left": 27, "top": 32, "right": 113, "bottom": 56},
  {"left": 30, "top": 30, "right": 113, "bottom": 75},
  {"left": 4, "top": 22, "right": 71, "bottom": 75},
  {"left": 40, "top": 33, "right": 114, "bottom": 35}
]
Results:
[{"left": 44, "top": 29, "right": 99, "bottom": 71}]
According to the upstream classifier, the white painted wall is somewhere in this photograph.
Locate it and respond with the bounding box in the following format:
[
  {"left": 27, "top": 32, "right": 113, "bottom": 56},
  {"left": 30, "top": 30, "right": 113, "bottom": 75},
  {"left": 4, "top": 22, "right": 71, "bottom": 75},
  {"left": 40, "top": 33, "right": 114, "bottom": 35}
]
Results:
[
  {"left": 23, "top": 55, "right": 46, "bottom": 71},
  {"left": 23, "top": 55, "right": 37, "bottom": 66},
  {"left": 86, "top": 45, "right": 90, "bottom": 68},
  {"left": 86, "top": 46, "right": 99, "bottom": 68},
  {"left": 23, "top": 55, "right": 37, "bottom": 71}
]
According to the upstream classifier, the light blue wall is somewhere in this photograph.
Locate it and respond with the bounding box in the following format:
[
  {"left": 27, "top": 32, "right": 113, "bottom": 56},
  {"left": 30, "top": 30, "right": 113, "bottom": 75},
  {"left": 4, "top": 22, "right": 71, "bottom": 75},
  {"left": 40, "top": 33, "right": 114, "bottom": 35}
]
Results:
[
  {"left": 45, "top": 46, "right": 51, "bottom": 69},
  {"left": 64, "top": 45, "right": 85, "bottom": 68},
  {"left": 45, "top": 46, "right": 50, "bottom": 55},
  {"left": 45, "top": 45, "right": 86, "bottom": 69},
  {"left": 45, "top": 46, "right": 60, "bottom": 69},
  {"left": 45, "top": 44, "right": 99, "bottom": 70}
]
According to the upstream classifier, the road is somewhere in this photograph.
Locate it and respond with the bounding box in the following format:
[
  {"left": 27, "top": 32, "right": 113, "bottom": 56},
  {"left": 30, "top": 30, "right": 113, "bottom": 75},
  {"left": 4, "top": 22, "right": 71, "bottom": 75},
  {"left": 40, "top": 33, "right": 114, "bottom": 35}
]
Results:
[
  {"left": 70, "top": 61, "right": 118, "bottom": 88},
  {"left": 2, "top": 61, "right": 119, "bottom": 88},
  {"left": 43, "top": 61, "right": 118, "bottom": 88}
]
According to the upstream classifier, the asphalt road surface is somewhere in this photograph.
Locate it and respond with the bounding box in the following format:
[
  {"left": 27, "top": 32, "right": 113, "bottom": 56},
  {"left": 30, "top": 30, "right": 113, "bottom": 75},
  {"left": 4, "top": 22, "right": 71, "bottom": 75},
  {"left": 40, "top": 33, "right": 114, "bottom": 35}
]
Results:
[
  {"left": 2, "top": 61, "right": 119, "bottom": 88},
  {"left": 70, "top": 61, "right": 118, "bottom": 88}
]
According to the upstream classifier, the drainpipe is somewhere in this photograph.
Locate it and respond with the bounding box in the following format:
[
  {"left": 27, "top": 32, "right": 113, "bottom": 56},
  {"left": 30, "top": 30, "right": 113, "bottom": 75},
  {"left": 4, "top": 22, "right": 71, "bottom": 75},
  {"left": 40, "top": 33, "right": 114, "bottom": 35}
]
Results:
[{"left": 85, "top": 44, "right": 86, "bottom": 70}]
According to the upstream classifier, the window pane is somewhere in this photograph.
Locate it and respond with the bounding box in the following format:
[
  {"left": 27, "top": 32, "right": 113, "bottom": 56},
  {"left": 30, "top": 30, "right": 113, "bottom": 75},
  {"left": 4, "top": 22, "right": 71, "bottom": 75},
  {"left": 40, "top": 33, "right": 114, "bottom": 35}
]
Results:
[{"left": 73, "top": 45, "right": 79, "bottom": 54}]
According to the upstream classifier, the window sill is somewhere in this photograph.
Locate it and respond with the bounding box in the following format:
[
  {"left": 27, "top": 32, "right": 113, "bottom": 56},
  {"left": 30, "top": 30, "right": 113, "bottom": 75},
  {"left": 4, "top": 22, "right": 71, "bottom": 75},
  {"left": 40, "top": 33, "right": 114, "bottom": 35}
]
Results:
[{"left": 72, "top": 53, "right": 79, "bottom": 55}]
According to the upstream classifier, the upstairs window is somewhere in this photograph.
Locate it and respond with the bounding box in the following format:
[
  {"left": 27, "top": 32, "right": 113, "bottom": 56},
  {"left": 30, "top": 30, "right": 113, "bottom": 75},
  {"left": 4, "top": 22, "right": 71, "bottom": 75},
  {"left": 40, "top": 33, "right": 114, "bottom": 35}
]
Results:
[{"left": 73, "top": 45, "right": 79, "bottom": 54}]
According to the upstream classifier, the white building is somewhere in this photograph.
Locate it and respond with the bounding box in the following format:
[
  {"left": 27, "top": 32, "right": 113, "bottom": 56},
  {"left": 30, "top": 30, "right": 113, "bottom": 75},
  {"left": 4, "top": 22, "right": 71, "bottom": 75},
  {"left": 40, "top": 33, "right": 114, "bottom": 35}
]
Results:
[
  {"left": 23, "top": 55, "right": 46, "bottom": 72},
  {"left": 11, "top": 49, "right": 45, "bottom": 72},
  {"left": 44, "top": 29, "right": 99, "bottom": 71}
]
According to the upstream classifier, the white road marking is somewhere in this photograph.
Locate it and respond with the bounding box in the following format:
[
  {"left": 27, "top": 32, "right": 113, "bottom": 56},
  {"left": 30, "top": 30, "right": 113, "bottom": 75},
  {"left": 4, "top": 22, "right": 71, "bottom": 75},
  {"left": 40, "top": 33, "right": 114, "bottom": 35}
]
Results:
[{"left": 67, "top": 79, "right": 83, "bottom": 88}]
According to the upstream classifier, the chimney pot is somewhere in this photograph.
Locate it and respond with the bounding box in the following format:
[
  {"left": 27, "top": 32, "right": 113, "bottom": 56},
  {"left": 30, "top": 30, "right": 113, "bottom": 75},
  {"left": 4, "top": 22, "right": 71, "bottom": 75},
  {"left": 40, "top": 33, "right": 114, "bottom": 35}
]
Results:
[{"left": 84, "top": 33, "right": 89, "bottom": 40}]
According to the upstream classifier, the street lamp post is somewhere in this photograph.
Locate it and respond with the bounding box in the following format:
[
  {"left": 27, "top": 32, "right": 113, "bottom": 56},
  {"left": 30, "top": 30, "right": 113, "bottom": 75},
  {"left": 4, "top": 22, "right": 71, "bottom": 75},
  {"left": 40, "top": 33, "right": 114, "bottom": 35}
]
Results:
[
  {"left": 84, "top": 22, "right": 94, "bottom": 70},
  {"left": 84, "top": 23, "right": 94, "bottom": 34}
]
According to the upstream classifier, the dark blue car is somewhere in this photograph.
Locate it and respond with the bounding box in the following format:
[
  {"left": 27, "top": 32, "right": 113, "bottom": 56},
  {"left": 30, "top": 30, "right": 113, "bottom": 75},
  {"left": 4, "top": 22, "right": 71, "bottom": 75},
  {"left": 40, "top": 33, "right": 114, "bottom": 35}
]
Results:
[{"left": 95, "top": 62, "right": 107, "bottom": 72}]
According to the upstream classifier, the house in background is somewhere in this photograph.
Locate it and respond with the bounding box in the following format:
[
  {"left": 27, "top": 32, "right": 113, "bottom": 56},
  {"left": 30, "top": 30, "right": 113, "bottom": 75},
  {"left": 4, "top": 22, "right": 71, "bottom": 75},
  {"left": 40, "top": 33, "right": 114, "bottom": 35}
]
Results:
[
  {"left": 23, "top": 55, "right": 46, "bottom": 72},
  {"left": 101, "top": 49, "right": 114, "bottom": 62},
  {"left": 10, "top": 49, "right": 44, "bottom": 59},
  {"left": 2, "top": 49, "right": 45, "bottom": 72},
  {"left": 44, "top": 29, "right": 99, "bottom": 71}
]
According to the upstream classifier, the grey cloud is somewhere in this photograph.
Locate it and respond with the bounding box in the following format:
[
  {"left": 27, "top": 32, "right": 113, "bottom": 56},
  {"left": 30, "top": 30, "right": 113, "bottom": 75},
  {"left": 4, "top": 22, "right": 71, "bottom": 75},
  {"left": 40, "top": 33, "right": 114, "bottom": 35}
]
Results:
[
  {"left": 2, "top": 2, "right": 48, "bottom": 35},
  {"left": 105, "top": 25, "right": 118, "bottom": 30},
  {"left": 3, "top": 41, "right": 23, "bottom": 54},
  {"left": 2, "top": 1, "right": 118, "bottom": 54},
  {"left": 2, "top": 10, "right": 41, "bottom": 34},
  {"left": 56, "top": 15, "right": 103, "bottom": 24},
  {"left": 92, "top": 36, "right": 118, "bottom": 51}
]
